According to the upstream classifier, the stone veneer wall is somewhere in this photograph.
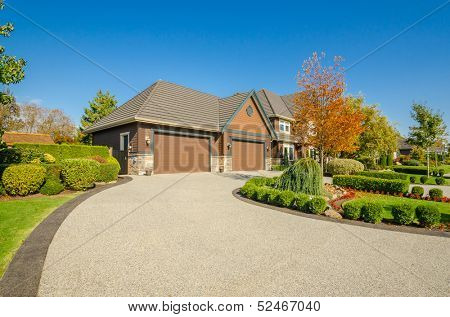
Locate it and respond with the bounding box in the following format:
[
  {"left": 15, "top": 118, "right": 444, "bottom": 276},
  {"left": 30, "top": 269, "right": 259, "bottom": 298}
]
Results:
[{"left": 128, "top": 153, "right": 154, "bottom": 175}]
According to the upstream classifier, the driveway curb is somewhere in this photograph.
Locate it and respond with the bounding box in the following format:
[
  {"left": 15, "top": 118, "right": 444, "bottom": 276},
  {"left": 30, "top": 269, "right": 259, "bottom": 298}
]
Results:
[
  {"left": 0, "top": 176, "right": 132, "bottom": 297},
  {"left": 233, "top": 188, "right": 449, "bottom": 238}
]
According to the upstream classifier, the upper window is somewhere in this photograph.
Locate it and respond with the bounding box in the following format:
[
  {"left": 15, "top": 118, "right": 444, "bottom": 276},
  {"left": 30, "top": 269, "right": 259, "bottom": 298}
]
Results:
[
  {"left": 120, "top": 132, "right": 130, "bottom": 151},
  {"left": 279, "top": 120, "right": 290, "bottom": 134}
]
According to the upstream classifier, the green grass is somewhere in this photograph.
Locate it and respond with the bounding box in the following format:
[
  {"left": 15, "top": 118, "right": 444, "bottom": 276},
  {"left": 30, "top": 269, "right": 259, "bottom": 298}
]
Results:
[
  {"left": 345, "top": 193, "right": 450, "bottom": 224},
  {"left": 0, "top": 193, "right": 79, "bottom": 277}
]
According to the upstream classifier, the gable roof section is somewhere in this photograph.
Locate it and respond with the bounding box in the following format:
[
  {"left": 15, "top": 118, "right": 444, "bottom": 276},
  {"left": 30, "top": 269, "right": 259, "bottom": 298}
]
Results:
[
  {"left": 85, "top": 81, "right": 220, "bottom": 133},
  {"left": 257, "top": 89, "right": 294, "bottom": 120},
  {"left": 218, "top": 92, "right": 249, "bottom": 129},
  {"left": 3, "top": 132, "right": 54, "bottom": 145}
]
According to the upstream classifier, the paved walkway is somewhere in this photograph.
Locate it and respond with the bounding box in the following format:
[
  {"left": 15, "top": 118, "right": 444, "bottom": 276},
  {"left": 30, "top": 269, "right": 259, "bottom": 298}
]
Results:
[{"left": 38, "top": 173, "right": 449, "bottom": 296}]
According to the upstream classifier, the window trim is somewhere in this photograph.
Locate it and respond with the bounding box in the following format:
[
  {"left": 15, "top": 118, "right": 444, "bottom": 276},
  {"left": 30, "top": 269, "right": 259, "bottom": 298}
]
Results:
[
  {"left": 279, "top": 120, "right": 291, "bottom": 134},
  {"left": 283, "top": 143, "right": 295, "bottom": 161},
  {"left": 120, "top": 132, "right": 130, "bottom": 151}
]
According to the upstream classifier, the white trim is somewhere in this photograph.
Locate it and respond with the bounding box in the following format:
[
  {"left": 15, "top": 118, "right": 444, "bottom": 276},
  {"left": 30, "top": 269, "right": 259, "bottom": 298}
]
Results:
[
  {"left": 279, "top": 119, "right": 291, "bottom": 135},
  {"left": 120, "top": 132, "right": 130, "bottom": 151}
]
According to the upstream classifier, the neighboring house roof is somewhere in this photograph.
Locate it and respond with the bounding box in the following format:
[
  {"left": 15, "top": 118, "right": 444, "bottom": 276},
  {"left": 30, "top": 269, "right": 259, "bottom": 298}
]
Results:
[
  {"left": 256, "top": 89, "right": 294, "bottom": 120},
  {"left": 85, "top": 81, "right": 276, "bottom": 136},
  {"left": 398, "top": 138, "right": 413, "bottom": 151},
  {"left": 2, "top": 132, "right": 54, "bottom": 146}
]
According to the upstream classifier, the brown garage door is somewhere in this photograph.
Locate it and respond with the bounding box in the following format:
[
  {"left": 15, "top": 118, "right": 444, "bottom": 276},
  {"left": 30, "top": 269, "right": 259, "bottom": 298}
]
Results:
[
  {"left": 153, "top": 133, "right": 210, "bottom": 174},
  {"left": 232, "top": 140, "right": 264, "bottom": 171}
]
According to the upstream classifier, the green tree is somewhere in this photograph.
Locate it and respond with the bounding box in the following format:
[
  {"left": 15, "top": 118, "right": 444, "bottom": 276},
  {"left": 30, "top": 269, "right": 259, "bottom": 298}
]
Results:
[
  {"left": 407, "top": 103, "right": 448, "bottom": 176},
  {"left": 79, "top": 90, "right": 117, "bottom": 144},
  {"left": 0, "top": 0, "right": 26, "bottom": 146},
  {"left": 353, "top": 98, "right": 399, "bottom": 167}
]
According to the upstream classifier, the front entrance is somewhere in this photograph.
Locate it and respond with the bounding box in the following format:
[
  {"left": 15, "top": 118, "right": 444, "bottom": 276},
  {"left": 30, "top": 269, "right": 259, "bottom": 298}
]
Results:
[{"left": 232, "top": 139, "right": 264, "bottom": 171}]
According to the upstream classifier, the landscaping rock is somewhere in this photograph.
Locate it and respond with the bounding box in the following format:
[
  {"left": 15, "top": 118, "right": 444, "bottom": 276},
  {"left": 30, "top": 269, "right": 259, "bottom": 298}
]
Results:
[{"left": 325, "top": 209, "right": 343, "bottom": 219}]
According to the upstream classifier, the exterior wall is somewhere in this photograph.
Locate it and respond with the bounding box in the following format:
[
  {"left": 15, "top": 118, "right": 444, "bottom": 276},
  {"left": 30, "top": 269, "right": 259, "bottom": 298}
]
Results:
[{"left": 92, "top": 122, "right": 139, "bottom": 153}]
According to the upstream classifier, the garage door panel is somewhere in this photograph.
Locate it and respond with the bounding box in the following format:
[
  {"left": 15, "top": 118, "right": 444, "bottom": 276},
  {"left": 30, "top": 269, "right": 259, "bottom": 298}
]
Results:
[
  {"left": 154, "top": 133, "right": 210, "bottom": 174},
  {"left": 232, "top": 140, "right": 264, "bottom": 171}
]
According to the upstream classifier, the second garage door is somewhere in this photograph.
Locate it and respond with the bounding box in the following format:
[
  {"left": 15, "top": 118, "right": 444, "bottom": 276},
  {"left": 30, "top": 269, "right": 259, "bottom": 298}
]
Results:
[
  {"left": 232, "top": 140, "right": 264, "bottom": 171},
  {"left": 153, "top": 133, "right": 210, "bottom": 174}
]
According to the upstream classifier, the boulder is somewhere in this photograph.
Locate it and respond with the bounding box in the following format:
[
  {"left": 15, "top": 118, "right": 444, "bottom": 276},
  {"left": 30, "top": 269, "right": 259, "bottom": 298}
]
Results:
[{"left": 325, "top": 209, "right": 343, "bottom": 219}]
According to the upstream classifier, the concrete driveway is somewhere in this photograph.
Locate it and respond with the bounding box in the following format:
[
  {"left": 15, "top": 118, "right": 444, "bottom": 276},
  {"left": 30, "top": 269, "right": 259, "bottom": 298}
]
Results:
[{"left": 38, "top": 173, "right": 450, "bottom": 296}]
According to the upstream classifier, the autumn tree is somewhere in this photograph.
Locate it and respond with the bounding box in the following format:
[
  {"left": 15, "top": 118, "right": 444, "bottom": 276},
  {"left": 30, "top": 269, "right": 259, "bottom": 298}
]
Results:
[
  {"left": 407, "top": 103, "right": 447, "bottom": 176},
  {"left": 79, "top": 90, "right": 117, "bottom": 144},
  {"left": 292, "top": 52, "right": 365, "bottom": 172}
]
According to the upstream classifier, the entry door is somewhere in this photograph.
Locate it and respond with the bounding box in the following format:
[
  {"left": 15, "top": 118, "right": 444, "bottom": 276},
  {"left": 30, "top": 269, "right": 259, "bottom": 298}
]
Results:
[{"left": 232, "top": 140, "right": 264, "bottom": 171}]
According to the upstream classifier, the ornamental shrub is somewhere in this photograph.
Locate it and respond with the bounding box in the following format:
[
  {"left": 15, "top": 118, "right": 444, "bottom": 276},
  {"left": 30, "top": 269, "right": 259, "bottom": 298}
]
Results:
[
  {"left": 293, "top": 193, "right": 310, "bottom": 212},
  {"left": 42, "top": 163, "right": 63, "bottom": 181},
  {"left": 272, "top": 164, "right": 288, "bottom": 171},
  {"left": 428, "top": 188, "right": 443, "bottom": 199},
  {"left": 61, "top": 159, "right": 100, "bottom": 191},
  {"left": 357, "top": 171, "right": 408, "bottom": 180},
  {"left": 246, "top": 177, "right": 268, "bottom": 187},
  {"left": 438, "top": 169, "right": 445, "bottom": 177},
  {"left": 13, "top": 143, "right": 110, "bottom": 162},
  {"left": 415, "top": 205, "right": 441, "bottom": 228},
  {"left": 435, "top": 177, "right": 445, "bottom": 185},
  {"left": 275, "top": 190, "right": 296, "bottom": 208},
  {"left": 409, "top": 176, "right": 416, "bottom": 183},
  {"left": 19, "top": 147, "right": 45, "bottom": 163},
  {"left": 332, "top": 175, "right": 409, "bottom": 194},
  {"left": 392, "top": 203, "right": 415, "bottom": 225},
  {"left": 379, "top": 155, "right": 387, "bottom": 167},
  {"left": 267, "top": 189, "right": 283, "bottom": 205},
  {"left": 411, "top": 186, "right": 424, "bottom": 197},
  {"left": 89, "top": 155, "right": 107, "bottom": 164},
  {"left": 43, "top": 153, "right": 56, "bottom": 163},
  {"left": 255, "top": 186, "right": 271, "bottom": 202},
  {"left": 403, "top": 159, "right": 421, "bottom": 166},
  {"left": 0, "top": 183, "right": 5, "bottom": 196},
  {"left": 420, "top": 176, "right": 428, "bottom": 184},
  {"left": 387, "top": 154, "right": 393, "bottom": 166},
  {"left": 39, "top": 179, "right": 64, "bottom": 195},
  {"left": 240, "top": 183, "right": 257, "bottom": 199},
  {"left": 327, "top": 159, "right": 364, "bottom": 176},
  {"left": 2, "top": 164, "right": 46, "bottom": 196},
  {"left": 343, "top": 202, "right": 362, "bottom": 220},
  {"left": 392, "top": 166, "right": 428, "bottom": 175},
  {"left": 0, "top": 148, "right": 21, "bottom": 164},
  {"left": 97, "top": 158, "right": 120, "bottom": 183},
  {"left": 361, "top": 202, "right": 383, "bottom": 224},
  {"left": 305, "top": 196, "right": 327, "bottom": 214},
  {"left": 275, "top": 158, "right": 322, "bottom": 195}
]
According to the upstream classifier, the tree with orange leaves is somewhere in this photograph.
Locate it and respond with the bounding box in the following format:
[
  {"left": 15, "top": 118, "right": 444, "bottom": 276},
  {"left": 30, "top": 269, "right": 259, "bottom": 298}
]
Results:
[{"left": 292, "top": 52, "right": 365, "bottom": 173}]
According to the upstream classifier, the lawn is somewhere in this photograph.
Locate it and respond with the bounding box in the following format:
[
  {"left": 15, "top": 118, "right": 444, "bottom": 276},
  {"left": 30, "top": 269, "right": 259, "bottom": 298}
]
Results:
[
  {"left": 0, "top": 193, "right": 79, "bottom": 277},
  {"left": 345, "top": 193, "right": 450, "bottom": 224}
]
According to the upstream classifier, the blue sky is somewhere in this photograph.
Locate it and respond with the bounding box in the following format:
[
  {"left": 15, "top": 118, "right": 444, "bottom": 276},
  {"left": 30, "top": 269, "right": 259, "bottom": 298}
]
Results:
[{"left": 2, "top": 0, "right": 449, "bottom": 136}]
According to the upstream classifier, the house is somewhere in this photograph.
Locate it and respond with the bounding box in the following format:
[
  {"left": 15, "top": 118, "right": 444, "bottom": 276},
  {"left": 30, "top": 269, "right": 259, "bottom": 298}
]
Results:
[
  {"left": 397, "top": 137, "right": 413, "bottom": 156},
  {"left": 85, "top": 80, "right": 302, "bottom": 174},
  {"left": 2, "top": 132, "right": 54, "bottom": 147}
]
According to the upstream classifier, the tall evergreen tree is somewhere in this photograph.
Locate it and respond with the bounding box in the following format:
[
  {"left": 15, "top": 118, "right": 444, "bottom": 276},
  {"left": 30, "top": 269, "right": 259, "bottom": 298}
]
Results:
[{"left": 79, "top": 90, "right": 117, "bottom": 144}]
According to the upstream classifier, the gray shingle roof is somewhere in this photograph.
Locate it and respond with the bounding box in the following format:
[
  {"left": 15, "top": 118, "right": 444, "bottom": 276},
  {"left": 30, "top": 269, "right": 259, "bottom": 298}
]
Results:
[
  {"left": 257, "top": 89, "right": 294, "bottom": 119},
  {"left": 218, "top": 92, "right": 250, "bottom": 129}
]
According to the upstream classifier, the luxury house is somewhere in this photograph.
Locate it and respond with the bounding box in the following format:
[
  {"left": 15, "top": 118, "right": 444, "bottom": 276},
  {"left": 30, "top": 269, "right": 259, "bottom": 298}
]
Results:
[{"left": 85, "top": 80, "right": 302, "bottom": 174}]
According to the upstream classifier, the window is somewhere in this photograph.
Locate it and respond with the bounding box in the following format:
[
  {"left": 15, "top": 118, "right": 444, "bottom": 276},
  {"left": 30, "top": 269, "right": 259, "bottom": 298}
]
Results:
[
  {"left": 120, "top": 132, "right": 130, "bottom": 151},
  {"left": 283, "top": 144, "right": 294, "bottom": 161},
  {"left": 279, "top": 120, "right": 290, "bottom": 134}
]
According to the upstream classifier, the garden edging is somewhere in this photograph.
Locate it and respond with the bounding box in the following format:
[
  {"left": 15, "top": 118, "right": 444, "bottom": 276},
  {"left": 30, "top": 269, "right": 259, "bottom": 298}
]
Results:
[
  {"left": 232, "top": 188, "right": 449, "bottom": 238},
  {"left": 0, "top": 176, "right": 132, "bottom": 297}
]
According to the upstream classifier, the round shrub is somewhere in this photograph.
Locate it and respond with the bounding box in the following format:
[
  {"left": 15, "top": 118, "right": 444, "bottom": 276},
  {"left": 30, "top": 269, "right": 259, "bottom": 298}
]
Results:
[
  {"left": 409, "top": 176, "right": 416, "bottom": 184},
  {"left": 415, "top": 205, "right": 440, "bottom": 228},
  {"left": 43, "top": 163, "right": 62, "bottom": 181},
  {"left": 276, "top": 190, "right": 296, "bottom": 208},
  {"left": 18, "top": 147, "right": 44, "bottom": 163},
  {"left": 97, "top": 161, "right": 120, "bottom": 182},
  {"left": 435, "top": 177, "right": 445, "bottom": 185},
  {"left": 267, "top": 189, "right": 282, "bottom": 205},
  {"left": 343, "top": 202, "right": 362, "bottom": 220},
  {"left": 39, "top": 179, "right": 64, "bottom": 195},
  {"left": 275, "top": 158, "right": 322, "bottom": 195},
  {"left": 61, "top": 159, "right": 100, "bottom": 191},
  {"left": 361, "top": 202, "right": 383, "bottom": 224},
  {"left": 240, "top": 183, "right": 257, "bottom": 199},
  {"left": 411, "top": 186, "right": 424, "bottom": 197},
  {"left": 255, "top": 186, "right": 271, "bottom": 202},
  {"left": 327, "top": 159, "right": 364, "bottom": 176},
  {"left": 43, "top": 153, "right": 56, "bottom": 163},
  {"left": 306, "top": 196, "right": 327, "bottom": 214},
  {"left": 403, "top": 159, "right": 420, "bottom": 166},
  {"left": 420, "top": 175, "right": 428, "bottom": 184},
  {"left": 1, "top": 164, "right": 46, "bottom": 196},
  {"left": 438, "top": 169, "right": 445, "bottom": 177},
  {"left": 428, "top": 188, "right": 443, "bottom": 199},
  {"left": 293, "top": 193, "right": 310, "bottom": 212},
  {"left": 392, "top": 203, "right": 415, "bottom": 225}
]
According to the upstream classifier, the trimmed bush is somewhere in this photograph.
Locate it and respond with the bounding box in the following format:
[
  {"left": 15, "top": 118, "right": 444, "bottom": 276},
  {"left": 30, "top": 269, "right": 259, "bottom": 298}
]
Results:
[
  {"left": 18, "top": 147, "right": 45, "bottom": 163},
  {"left": 240, "top": 183, "right": 257, "bottom": 199},
  {"left": 428, "top": 188, "right": 443, "bottom": 199},
  {"left": 379, "top": 155, "right": 387, "bottom": 167},
  {"left": 306, "top": 196, "right": 327, "bottom": 214},
  {"left": 343, "top": 202, "right": 362, "bottom": 220},
  {"left": 276, "top": 190, "right": 296, "bottom": 208},
  {"left": 333, "top": 175, "right": 409, "bottom": 194},
  {"left": 420, "top": 175, "right": 428, "bottom": 184},
  {"left": 293, "top": 193, "right": 310, "bottom": 211},
  {"left": 272, "top": 164, "right": 288, "bottom": 171},
  {"left": 327, "top": 159, "right": 364, "bottom": 176},
  {"left": 387, "top": 154, "right": 393, "bottom": 166},
  {"left": 438, "top": 169, "right": 445, "bottom": 177},
  {"left": 411, "top": 186, "right": 424, "bottom": 197},
  {"left": 2, "top": 164, "right": 46, "bottom": 196},
  {"left": 0, "top": 148, "right": 21, "bottom": 164},
  {"left": 246, "top": 177, "right": 268, "bottom": 187},
  {"left": 39, "top": 179, "right": 64, "bottom": 195},
  {"left": 255, "top": 186, "right": 272, "bottom": 202},
  {"left": 415, "top": 205, "right": 441, "bottom": 228},
  {"left": 275, "top": 158, "right": 322, "bottom": 195},
  {"left": 43, "top": 153, "right": 56, "bottom": 163},
  {"left": 392, "top": 203, "right": 415, "bottom": 225},
  {"left": 361, "top": 202, "right": 383, "bottom": 224},
  {"left": 409, "top": 176, "right": 416, "bottom": 183},
  {"left": 89, "top": 155, "right": 107, "bottom": 164},
  {"left": 0, "top": 182, "right": 5, "bottom": 196},
  {"left": 393, "top": 166, "right": 428, "bottom": 175},
  {"left": 61, "top": 159, "right": 100, "bottom": 191},
  {"left": 97, "top": 162, "right": 120, "bottom": 183},
  {"left": 435, "top": 177, "right": 445, "bottom": 185},
  {"left": 357, "top": 171, "right": 408, "bottom": 180},
  {"left": 403, "top": 159, "right": 421, "bottom": 166},
  {"left": 13, "top": 143, "right": 110, "bottom": 162},
  {"left": 42, "top": 163, "right": 63, "bottom": 180},
  {"left": 267, "top": 189, "right": 282, "bottom": 205}
]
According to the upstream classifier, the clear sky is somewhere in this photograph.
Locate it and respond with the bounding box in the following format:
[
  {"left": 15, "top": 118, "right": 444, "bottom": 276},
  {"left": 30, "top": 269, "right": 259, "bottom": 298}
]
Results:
[{"left": 2, "top": 0, "right": 449, "bottom": 136}]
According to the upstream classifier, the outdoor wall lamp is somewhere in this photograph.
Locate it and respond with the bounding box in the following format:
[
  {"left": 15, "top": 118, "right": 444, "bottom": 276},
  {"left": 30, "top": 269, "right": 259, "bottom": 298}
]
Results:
[
  {"left": 227, "top": 143, "right": 232, "bottom": 150},
  {"left": 145, "top": 136, "right": 151, "bottom": 146}
]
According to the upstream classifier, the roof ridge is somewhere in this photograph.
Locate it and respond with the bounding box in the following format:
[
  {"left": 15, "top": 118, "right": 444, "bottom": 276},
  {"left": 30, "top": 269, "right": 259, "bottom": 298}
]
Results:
[
  {"left": 157, "top": 80, "right": 219, "bottom": 98},
  {"left": 135, "top": 81, "right": 161, "bottom": 119}
]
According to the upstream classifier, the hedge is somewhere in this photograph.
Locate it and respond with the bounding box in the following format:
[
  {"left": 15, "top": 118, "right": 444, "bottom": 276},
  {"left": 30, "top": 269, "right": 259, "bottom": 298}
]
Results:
[
  {"left": 2, "top": 164, "right": 46, "bottom": 196},
  {"left": 97, "top": 157, "right": 120, "bottom": 182},
  {"left": 357, "top": 171, "right": 408, "bottom": 180},
  {"left": 392, "top": 166, "right": 429, "bottom": 175},
  {"left": 61, "top": 159, "right": 100, "bottom": 190},
  {"left": 333, "top": 175, "right": 409, "bottom": 194},
  {"left": 13, "top": 143, "right": 110, "bottom": 162},
  {"left": 327, "top": 159, "right": 364, "bottom": 176},
  {"left": 415, "top": 205, "right": 441, "bottom": 228}
]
